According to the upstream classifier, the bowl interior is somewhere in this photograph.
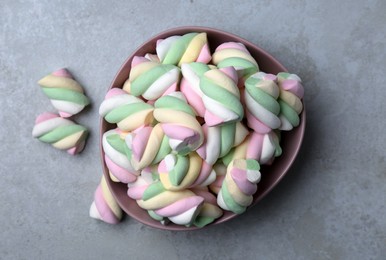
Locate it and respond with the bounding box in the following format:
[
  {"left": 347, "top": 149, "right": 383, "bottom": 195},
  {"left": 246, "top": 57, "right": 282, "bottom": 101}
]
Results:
[{"left": 100, "top": 26, "right": 306, "bottom": 231}]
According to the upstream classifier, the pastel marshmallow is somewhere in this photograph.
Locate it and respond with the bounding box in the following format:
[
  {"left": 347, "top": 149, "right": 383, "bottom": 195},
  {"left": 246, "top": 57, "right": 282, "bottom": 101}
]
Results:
[
  {"left": 32, "top": 112, "right": 88, "bottom": 155},
  {"left": 38, "top": 68, "right": 90, "bottom": 117}
]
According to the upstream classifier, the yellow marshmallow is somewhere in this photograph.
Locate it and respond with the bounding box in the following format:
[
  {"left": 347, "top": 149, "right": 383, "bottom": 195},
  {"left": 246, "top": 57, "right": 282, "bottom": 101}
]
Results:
[
  {"left": 38, "top": 75, "right": 83, "bottom": 93},
  {"left": 101, "top": 175, "right": 122, "bottom": 219},
  {"left": 117, "top": 108, "right": 154, "bottom": 131},
  {"left": 52, "top": 130, "right": 86, "bottom": 150},
  {"left": 179, "top": 33, "right": 207, "bottom": 66},
  {"left": 212, "top": 49, "right": 258, "bottom": 67},
  {"left": 137, "top": 189, "right": 194, "bottom": 210},
  {"left": 159, "top": 153, "right": 202, "bottom": 191}
]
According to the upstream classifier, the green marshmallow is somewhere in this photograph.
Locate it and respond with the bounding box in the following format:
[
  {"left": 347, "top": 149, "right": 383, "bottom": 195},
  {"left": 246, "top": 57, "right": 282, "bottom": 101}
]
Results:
[
  {"left": 221, "top": 181, "right": 246, "bottom": 214},
  {"left": 246, "top": 159, "right": 260, "bottom": 171},
  {"left": 142, "top": 182, "right": 165, "bottom": 201},
  {"left": 162, "top": 33, "right": 198, "bottom": 65},
  {"left": 105, "top": 102, "right": 153, "bottom": 123},
  {"left": 169, "top": 155, "right": 189, "bottom": 186},
  {"left": 41, "top": 87, "right": 89, "bottom": 106},
  {"left": 245, "top": 77, "right": 280, "bottom": 115},
  {"left": 193, "top": 216, "right": 215, "bottom": 228},
  {"left": 200, "top": 76, "right": 244, "bottom": 119},
  {"left": 188, "top": 62, "right": 211, "bottom": 76},
  {"left": 217, "top": 57, "right": 258, "bottom": 78},
  {"left": 106, "top": 134, "right": 126, "bottom": 154},
  {"left": 130, "top": 64, "right": 179, "bottom": 96},
  {"left": 279, "top": 100, "right": 300, "bottom": 127},
  {"left": 152, "top": 136, "right": 172, "bottom": 165},
  {"left": 154, "top": 95, "right": 195, "bottom": 116},
  {"left": 39, "top": 124, "right": 87, "bottom": 143},
  {"left": 219, "top": 123, "right": 236, "bottom": 157}
]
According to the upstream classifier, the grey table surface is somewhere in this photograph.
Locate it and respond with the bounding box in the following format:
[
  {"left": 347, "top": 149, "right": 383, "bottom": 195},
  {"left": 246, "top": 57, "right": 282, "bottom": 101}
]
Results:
[{"left": 1, "top": 1, "right": 385, "bottom": 259}]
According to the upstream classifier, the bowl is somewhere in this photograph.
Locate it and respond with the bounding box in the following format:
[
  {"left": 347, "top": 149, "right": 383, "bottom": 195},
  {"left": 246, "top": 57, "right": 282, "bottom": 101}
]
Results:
[{"left": 100, "top": 26, "right": 305, "bottom": 230}]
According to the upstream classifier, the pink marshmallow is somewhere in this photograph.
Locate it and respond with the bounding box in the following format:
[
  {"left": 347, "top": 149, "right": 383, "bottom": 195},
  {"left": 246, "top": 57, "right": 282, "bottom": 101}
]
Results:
[
  {"left": 51, "top": 68, "right": 72, "bottom": 78},
  {"left": 204, "top": 110, "right": 225, "bottom": 127},
  {"left": 196, "top": 43, "right": 212, "bottom": 64},
  {"left": 231, "top": 167, "right": 258, "bottom": 195},
  {"left": 281, "top": 79, "right": 304, "bottom": 98},
  {"left": 155, "top": 196, "right": 204, "bottom": 217},
  {"left": 246, "top": 132, "right": 264, "bottom": 160},
  {"left": 105, "top": 155, "right": 137, "bottom": 183},
  {"left": 246, "top": 110, "right": 271, "bottom": 134},
  {"left": 105, "top": 88, "right": 127, "bottom": 99},
  {"left": 94, "top": 185, "right": 120, "bottom": 224},
  {"left": 180, "top": 78, "right": 205, "bottom": 117},
  {"left": 35, "top": 112, "right": 58, "bottom": 124},
  {"left": 131, "top": 127, "right": 152, "bottom": 161}
]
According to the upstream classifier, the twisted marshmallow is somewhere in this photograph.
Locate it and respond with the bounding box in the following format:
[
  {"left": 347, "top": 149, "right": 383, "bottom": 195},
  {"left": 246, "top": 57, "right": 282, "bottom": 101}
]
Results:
[
  {"left": 277, "top": 72, "right": 304, "bottom": 131},
  {"left": 124, "top": 124, "right": 171, "bottom": 171},
  {"left": 222, "top": 131, "right": 282, "bottom": 166},
  {"left": 127, "top": 167, "right": 157, "bottom": 200},
  {"left": 127, "top": 168, "right": 170, "bottom": 224},
  {"left": 37, "top": 68, "right": 90, "bottom": 117},
  {"left": 212, "top": 42, "right": 259, "bottom": 81},
  {"left": 244, "top": 72, "right": 281, "bottom": 134},
  {"left": 89, "top": 175, "right": 123, "bottom": 224},
  {"left": 180, "top": 62, "right": 212, "bottom": 117},
  {"left": 158, "top": 152, "right": 216, "bottom": 191},
  {"left": 153, "top": 92, "right": 203, "bottom": 155},
  {"left": 156, "top": 32, "right": 211, "bottom": 66},
  {"left": 32, "top": 112, "right": 88, "bottom": 155},
  {"left": 209, "top": 163, "right": 227, "bottom": 194},
  {"left": 191, "top": 187, "right": 223, "bottom": 227},
  {"left": 137, "top": 182, "right": 204, "bottom": 226},
  {"left": 99, "top": 88, "right": 154, "bottom": 131},
  {"left": 102, "top": 128, "right": 139, "bottom": 183},
  {"left": 217, "top": 159, "right": 261, "bottom": 214},
  {"left": 122, "top": 56, "right": 180, "bottom": 100},
  {"left": 197, "top": 122, "right": 249, "bottom": 165},
  {"left": 200, "top": 67, "right": 243, "bottom": 126}
]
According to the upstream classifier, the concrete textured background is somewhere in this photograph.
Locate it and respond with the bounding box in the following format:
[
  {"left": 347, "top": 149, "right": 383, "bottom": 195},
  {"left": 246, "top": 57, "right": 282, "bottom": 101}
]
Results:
[{"left": 1, "top": 0, "right": 385, "bottom": 259}]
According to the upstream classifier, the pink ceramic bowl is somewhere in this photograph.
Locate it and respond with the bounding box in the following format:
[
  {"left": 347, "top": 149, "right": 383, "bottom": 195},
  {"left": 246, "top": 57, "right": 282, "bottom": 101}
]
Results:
[{"left": 100, "top": 26, "right": 305, "bottom": 230}]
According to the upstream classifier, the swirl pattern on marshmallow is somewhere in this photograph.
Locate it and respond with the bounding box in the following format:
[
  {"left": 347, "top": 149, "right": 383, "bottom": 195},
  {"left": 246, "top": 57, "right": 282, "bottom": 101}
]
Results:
[
  {"left": 222, "top": 131, "right": 282, "bottom": 166},
  {"left": 200, "top": 67, "right": 243, "bottom": 126},
  {"left": 32, "top": 112, "right": 88, "bottom": 155},
  {"left": 122, "top": 56, "right": 180, "bottom": 100},
  {"left": 158, "top": 153, "right": 216, "bottom": 191},
  {"left": 102, "top": 128, "right": 139, "bottom": 183},
  {"left": 89, "top": 175, "right": 123, "bottom": 224},
  {"left": 156, "top": 32, "right": 211, "bottom": 66},
  {"left": 38, "top": 68, "right": 90, "bottom": 118},
  {"left": 277, "top": 72, "right": 304, "bottom": 131},
  {"left": 244, "top": 72, "right": 281, "bottom": 134},
  {"left": 209, "top": 163, "right": 227, "bottom": 194},
  {"left": 180, "top": 62, "right": 212, "bottom": 117},
  {"left": 212, "top": 42, "right": 259, "bottom": 80},
  {"left": 127, "top": 168, "right": 157, "bottom": 200},
  {"left": 154, "top": 92, "right": 204, "bottom": 154},
  {"left": 217, "top": 159, "right": 261, "bottom": 214},
  {"left": 191, "top": 188, "right": 223, "bottom": 227},
  {"left": 124, "top": 124, "right": 171, "bottom": 171},
  {"left": 99, "top": 88, "right": 154, "bottom": 131},
  {"left": 197, "top": 122, "right": 249, "bottom": 165},
  {"left": 137, "top": 182, "right": 204, "bottom": 226}
]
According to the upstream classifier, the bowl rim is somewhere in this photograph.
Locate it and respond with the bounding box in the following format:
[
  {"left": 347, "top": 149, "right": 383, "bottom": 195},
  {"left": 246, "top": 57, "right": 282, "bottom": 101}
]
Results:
[{"left": 100, "top": 26, "right": 306, "bottom": 231}]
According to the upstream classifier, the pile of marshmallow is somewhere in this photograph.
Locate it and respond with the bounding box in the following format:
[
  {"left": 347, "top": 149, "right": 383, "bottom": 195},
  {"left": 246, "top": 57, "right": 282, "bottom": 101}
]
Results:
[
  {"left": 90, "top": 32, "right": 304, "bottom": 227},
  {"left": 32, "top": 69, "right": 89, "bottom": 155}
]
